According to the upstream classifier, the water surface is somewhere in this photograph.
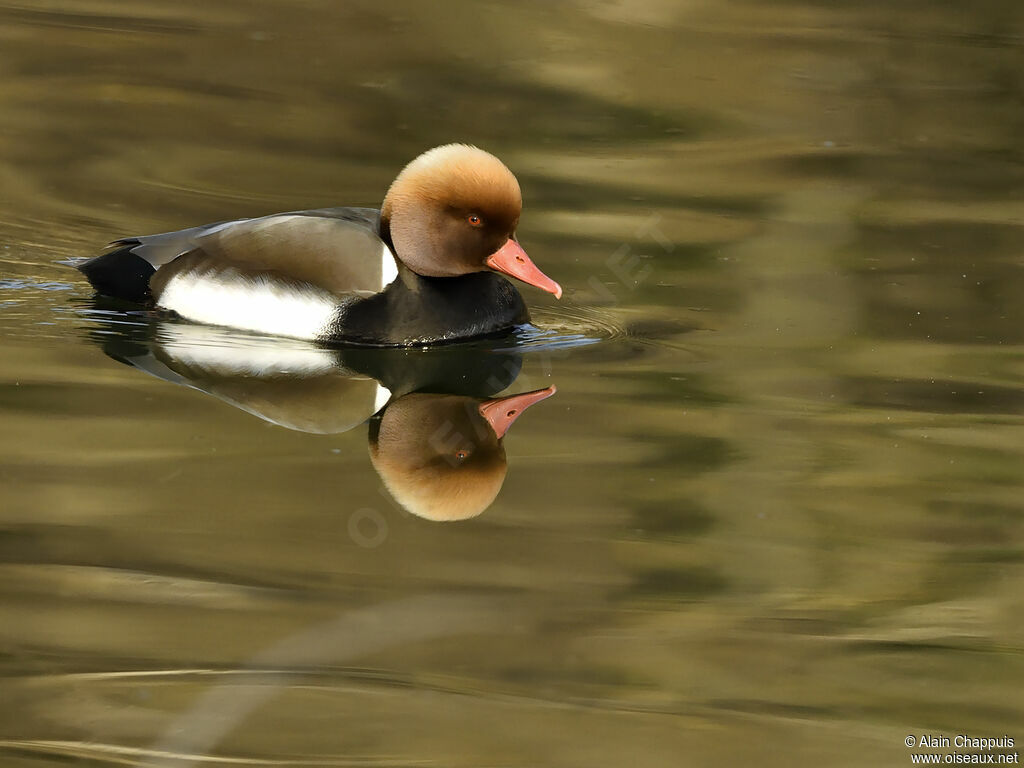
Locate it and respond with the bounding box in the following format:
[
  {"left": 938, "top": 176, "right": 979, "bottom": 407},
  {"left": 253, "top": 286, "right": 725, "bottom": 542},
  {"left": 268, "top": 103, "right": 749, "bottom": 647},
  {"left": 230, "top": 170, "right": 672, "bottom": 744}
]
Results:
[{"left": 1, "top": 1, "right": 1023, "bottom": 766}]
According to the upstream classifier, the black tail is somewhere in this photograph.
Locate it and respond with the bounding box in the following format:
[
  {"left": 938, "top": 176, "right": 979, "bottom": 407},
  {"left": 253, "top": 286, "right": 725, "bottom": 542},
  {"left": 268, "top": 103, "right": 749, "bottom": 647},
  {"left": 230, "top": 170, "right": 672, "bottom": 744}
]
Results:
[{"left": 78, "top": 242, "right": 155, "bottom": 302}]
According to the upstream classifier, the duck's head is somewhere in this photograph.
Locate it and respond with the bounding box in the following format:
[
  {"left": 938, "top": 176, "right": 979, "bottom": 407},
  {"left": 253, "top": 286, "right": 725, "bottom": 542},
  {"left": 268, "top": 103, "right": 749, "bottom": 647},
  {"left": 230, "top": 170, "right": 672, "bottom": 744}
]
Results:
[{"left": 380, "top": 144, "right": 562, "bottom": 298}]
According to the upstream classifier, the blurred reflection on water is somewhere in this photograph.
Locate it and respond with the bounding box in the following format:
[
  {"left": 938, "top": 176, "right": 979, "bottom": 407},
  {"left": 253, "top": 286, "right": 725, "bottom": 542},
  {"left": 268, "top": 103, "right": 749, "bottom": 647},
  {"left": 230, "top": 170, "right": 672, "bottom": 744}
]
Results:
[
  {"left": 91, "top": 310, "right": 558, "bottom": 521},
  {"left": 1, "top": 1, "right": 1023, "bottom": 766}
]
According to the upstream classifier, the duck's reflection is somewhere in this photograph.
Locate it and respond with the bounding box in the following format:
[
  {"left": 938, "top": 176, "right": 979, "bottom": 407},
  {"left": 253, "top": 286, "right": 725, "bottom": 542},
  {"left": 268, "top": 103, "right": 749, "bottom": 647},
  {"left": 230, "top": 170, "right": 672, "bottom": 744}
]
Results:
[
  {"left": 370, "top": 387, "right": 555, "bottom": 521},
  {"left": 88, "top": 307, "right": 556, "bottom": 521}
]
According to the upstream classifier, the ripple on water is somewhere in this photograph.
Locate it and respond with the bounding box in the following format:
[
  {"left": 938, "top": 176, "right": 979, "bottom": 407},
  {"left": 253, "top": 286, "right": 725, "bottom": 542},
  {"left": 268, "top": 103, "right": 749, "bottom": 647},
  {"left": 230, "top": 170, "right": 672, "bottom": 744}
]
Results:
[
  {"left": 509, "top": 305, "right": 627, "bottom": 352},
  {"left": 73, "top": 301, "right": 629, "bottom": 355}
]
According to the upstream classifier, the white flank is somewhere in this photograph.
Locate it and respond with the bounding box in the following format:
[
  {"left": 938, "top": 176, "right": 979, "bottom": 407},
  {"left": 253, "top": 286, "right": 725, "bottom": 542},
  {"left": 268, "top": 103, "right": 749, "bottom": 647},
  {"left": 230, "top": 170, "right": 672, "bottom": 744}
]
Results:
[
  {"left": 380, "top": 241, "right": 398, "bottom": 289},
  {"left": 159, "top": 270, "right": 337, "bottom": 342},
  {"left": 372, "top": 382, "right": 392, "bottom": 413}
]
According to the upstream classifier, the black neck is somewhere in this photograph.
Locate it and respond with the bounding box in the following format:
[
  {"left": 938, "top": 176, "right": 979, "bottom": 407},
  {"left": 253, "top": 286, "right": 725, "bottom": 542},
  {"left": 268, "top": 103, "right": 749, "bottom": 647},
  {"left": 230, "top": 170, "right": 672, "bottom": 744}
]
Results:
[{"left": 326, "top": 268, "right": 530, "bottom": 347}]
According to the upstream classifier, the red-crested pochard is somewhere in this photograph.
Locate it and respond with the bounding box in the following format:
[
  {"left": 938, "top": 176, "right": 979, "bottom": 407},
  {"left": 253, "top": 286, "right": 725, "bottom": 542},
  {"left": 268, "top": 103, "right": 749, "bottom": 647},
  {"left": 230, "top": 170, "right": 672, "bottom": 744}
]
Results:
[{"left": 78, "top": 144, "right": 562, "bottom": 346}]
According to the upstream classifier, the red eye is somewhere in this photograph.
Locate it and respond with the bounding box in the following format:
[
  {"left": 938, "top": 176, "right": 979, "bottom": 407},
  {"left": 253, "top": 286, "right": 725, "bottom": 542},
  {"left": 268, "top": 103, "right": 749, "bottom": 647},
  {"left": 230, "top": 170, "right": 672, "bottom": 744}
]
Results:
[{"left": 467, "top": 214, "right": 483, "bottom": 227}]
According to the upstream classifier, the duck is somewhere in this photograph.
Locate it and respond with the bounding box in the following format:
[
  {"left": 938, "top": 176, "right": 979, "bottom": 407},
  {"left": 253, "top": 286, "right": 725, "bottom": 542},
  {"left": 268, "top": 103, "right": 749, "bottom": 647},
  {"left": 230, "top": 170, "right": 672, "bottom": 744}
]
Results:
[{"left": 77, "top": 144, "right": 562, "bottom": 347}]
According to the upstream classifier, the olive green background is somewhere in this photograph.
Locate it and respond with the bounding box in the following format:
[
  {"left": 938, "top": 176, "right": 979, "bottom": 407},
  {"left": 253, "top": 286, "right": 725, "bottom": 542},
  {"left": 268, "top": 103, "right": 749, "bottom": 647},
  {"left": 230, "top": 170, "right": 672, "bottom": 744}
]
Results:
[{"left": 1, "top": 1, "right": 1022, "bottom": 766}]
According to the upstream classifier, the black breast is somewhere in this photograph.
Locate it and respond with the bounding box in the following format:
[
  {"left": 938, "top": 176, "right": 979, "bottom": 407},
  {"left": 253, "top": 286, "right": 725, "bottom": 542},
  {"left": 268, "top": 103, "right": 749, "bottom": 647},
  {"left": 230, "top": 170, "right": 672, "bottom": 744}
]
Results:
[{"left": 325, "top": 271, "right": 530, "bottom": 347}]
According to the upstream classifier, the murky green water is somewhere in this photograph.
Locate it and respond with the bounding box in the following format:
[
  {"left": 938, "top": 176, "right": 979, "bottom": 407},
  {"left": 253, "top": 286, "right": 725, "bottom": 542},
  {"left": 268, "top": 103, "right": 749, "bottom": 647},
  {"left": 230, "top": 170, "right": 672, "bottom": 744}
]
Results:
[{"left": 2, "top": 1, "right": 1023, "bottom": 766}]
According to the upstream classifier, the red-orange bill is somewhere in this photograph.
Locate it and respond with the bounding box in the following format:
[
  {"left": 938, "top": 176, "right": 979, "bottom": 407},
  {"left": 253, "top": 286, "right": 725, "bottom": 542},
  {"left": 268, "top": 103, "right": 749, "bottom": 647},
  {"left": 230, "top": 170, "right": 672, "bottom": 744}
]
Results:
[
  {"left": 478, "top": 385, "right": 557, "bottom": 440},
  {"left": 486, "top": 239, "right": 562, "bottom": 299}
]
